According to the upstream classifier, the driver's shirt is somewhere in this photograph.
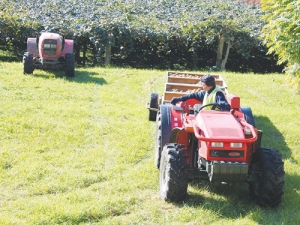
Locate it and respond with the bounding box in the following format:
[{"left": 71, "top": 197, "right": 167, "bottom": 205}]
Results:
[{"left": 179, "top": 86, "right": 230, "bottom": 111}]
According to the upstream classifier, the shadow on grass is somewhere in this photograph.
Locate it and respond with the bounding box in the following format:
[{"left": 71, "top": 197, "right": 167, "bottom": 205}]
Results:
[
  {"left": 28, "top": 69, "right": 108, "bottom": 85},
  {"left": 186, "top": 181, "right": 253, "bottom": 211},
  {"left": 255, "top": 115, "right": 291, "bottom": 160},
  {"left": 183, "top": 170, "right": 300, "bottom": 224}
]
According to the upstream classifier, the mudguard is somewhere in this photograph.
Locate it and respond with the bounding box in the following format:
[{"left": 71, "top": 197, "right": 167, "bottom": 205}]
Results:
[
  {"left": 27, "top": 38, "right": 39, "bottom": 57},
  {"left": 169, "top": 127, "right": 189, "bottom": 151},
  {"left": 61, "top": 39, "right": 74, "bottom": 56}
]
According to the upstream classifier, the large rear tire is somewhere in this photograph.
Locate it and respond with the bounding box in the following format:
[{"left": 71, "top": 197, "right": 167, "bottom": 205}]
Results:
[
  {"left": 65, "top": 53, "right": 75, "bottom": 77},
  {"left": 160, "top": 143, "right": 189, "bottom": 202},
  {"left": 154, "top": 105, "right": 171, "bottom": 169},
  {"left": 154, "top": 111, "right": 161, "bottom": 168},
  {"left": 248, "top": 148, "right": 285, "bottom": 207},
  {"left": 23, "top": 52, "right": 34, "bottom": 74},
  {"left": 240, "top": 106, "right": 255, "bottom": 127},
  {"left": 240, "top": 106, "right": 262, "bottom": 149}
]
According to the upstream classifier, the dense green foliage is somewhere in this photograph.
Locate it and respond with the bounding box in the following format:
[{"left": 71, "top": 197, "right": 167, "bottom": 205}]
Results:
[
  {"left": 0, "top": 0, "right": 282, "bottom": 72},
  {"left": 261, "top": 0, "right": 300, "bottom": 80},
  {"left": 0, "top": 63, "right": 299, "bottom": 224}
]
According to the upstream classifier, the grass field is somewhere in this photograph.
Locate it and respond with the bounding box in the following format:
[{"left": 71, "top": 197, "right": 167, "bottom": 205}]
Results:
[{"left": 0, "top": 62, "right": 299, "bottom": 225}]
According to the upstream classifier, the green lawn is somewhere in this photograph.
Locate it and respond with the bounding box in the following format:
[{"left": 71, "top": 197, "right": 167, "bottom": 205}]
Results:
[{"left": 0, "top": 62, "right": 299, "bottom": 224}]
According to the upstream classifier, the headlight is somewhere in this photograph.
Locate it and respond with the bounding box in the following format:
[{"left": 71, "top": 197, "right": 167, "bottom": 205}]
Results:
[
  {"left": 230, "top": 143, "right": 243, "bottom": 148},
  {"left": 212, "top": 142, "right": 224, "bottom": 148},
  {"left": 244, "top": 127, "right": 252, "bottom": 136}
]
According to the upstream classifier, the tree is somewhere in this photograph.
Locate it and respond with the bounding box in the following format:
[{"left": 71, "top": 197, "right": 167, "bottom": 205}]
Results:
[
  {"left": 133, "top": 0, "right": 264, "bottom": 70},
  {"left": 196, "top": 0, "right": 264, "bottom": 70},
  {"left": 261, "top": 0, "right": 300, "bottom": 81}
]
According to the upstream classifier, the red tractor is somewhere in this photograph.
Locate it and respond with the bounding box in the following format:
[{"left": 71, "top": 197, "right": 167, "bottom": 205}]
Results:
[
  {"left": 148, "top": 71, "right": 285, "bottom": 207},
  {"left": 23, "top": 32, "right": 75, "bottom": 77}
]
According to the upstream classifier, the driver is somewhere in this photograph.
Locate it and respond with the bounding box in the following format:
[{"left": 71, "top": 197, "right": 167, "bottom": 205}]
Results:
[{"left": 170, "top": 74, "right": 230, "bottom": 111}]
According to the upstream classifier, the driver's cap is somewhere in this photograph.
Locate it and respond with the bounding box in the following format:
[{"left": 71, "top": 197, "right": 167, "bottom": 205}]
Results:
[{"left": 200, "top": 74, "right": 215, "bottom": 86}]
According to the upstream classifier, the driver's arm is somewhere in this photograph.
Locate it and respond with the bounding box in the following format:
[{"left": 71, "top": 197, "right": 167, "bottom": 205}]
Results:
[
  {"left": 216, "top": 92, "right": 231, "bottom": 111},
  {"left": 171, "top": 91, "right": 205, "bottom": 105},
  {"left": 180, "top": 91, "right": 205, "bottom": 102}
]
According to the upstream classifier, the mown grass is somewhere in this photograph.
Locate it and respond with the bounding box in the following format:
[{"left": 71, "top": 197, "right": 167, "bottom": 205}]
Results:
[{"left": 0, "top": 62, "right": 299, "bottom": 225}]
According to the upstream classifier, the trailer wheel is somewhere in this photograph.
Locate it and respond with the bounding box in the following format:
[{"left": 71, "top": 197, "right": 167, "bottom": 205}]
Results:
[
  {"left": 154, "top": 105, "right": 171, "bottom": 169},
  {"left": 149, "top": 93, "right": 159, "bottom": 121},
  {"left": 65, "top": 53, "right": 75, "bottom": 77},
  {"left": 160, "top": 143, "right": 189, "bottom": 202},
  {"left": 248, "top": 148, "right": 285, "bottom": 207},
  {"left": 23, "top": 52, "right": 34, "bottom": 74}
]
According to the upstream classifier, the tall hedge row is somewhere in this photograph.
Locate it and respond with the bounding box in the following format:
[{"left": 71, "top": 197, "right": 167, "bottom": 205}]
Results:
[{"left": 0, "top": 0, "right": 283, "bottom": 72}]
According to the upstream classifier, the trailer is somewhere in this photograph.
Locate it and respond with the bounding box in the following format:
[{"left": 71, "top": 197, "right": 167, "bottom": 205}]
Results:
[{"left": 147, "top": 71, "right": 228, "bottom": 121}]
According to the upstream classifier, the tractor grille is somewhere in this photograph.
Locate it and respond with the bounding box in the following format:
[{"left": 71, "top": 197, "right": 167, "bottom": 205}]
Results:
[
  {"left": 41, "top": 58, "right": 58, "bottom": 65},
  {"left": 44, "top": 39, "right": 57, "bottom": 56},
  {"left": 210, "top": 150, "right": 244, "bottom": 158}
]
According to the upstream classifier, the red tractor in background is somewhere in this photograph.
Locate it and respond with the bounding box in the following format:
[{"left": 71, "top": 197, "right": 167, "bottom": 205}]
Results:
[
  {"left": 23, "top": 32, "right": 75, "bottom": 77},
  {"left": 147, "top": 71, "right": 285, "bottom": 207}
]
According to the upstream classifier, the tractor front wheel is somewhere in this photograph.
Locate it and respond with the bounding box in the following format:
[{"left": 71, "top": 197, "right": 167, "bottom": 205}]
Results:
[
  {"left": 23, "top": 52, "right": 34, "bottom": 74},
  {"left": 65, "top": 53, "right": 75, "bottom": 77},
  {"left": 248, "top": 148, "right": 285, "bottom": 207},
  {"left": 160, "top": 143, "right": 189, "bottom": 202}
]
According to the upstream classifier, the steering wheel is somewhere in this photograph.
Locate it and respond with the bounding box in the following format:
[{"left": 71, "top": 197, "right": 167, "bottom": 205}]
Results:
[{"left": 198, "top": 103, "right": 220, "bottom": 111}]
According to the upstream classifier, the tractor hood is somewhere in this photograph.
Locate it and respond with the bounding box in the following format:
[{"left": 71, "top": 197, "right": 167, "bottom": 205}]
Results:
[
  {"left": 39, "top": 32, "right": 63, "bottom": 58},
  {"left": 195, "top": 110, "right": 245, "bottom": 140}
]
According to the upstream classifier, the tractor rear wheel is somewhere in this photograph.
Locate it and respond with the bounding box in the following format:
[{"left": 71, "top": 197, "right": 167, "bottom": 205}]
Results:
[
  {"left": 154, "top": 111, "right": 162, "bottom": 169},
  {"left": 65, "top": 53, "right": 75, "bottom": 77},
  {"left": 248, "top": 148, "right": 285, "bottom": 207},
  {"left": 240, "top": 106, "right": 255, "bottom": 127},
  {"left": 23, "top": 52, "right": 34, "bottom": 74},
  {"left": 160, "top": 143, "right": 189, "bottom": 202},
  {"left": 154, "top": 105, "right": 171, "bottom": 169}
]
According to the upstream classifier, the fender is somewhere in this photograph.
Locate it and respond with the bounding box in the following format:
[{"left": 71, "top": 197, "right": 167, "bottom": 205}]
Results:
[
  {"left": 27, "top": 38, "right": 39, "bottom": 57},
  {"left": 61, "top": 39, "right": 74, "bottom": 56},
  {"left": 169, "top": 128, "right": 189, "bottom": 148}
]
